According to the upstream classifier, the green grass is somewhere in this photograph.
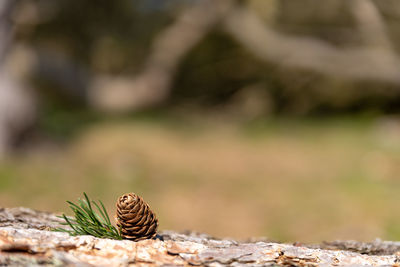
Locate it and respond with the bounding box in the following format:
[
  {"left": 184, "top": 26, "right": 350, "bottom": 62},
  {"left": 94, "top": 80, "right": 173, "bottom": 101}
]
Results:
[
  {"left": 2, "top": 114, "right": 400, "bottom": 242},
  {"left": 0, "top": 164, "right": 17, "bottom": 191}
]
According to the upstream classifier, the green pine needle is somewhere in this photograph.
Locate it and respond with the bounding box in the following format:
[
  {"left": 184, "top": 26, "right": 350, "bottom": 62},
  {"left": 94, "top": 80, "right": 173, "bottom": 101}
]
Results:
[{"left": 54, "top": 193, "right": 123, "bottom": 240}]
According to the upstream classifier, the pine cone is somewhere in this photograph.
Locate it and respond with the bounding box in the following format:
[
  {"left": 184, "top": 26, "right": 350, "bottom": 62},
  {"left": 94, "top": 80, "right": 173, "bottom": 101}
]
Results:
[{"left": 115, "top": 193, "right": 158, "bottom": 241}]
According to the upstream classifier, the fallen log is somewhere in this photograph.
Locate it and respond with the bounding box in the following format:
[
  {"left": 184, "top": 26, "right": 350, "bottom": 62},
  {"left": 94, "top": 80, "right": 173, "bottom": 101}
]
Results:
[{"left": 1, "top": 207, "right": 400, "bottom": 266}]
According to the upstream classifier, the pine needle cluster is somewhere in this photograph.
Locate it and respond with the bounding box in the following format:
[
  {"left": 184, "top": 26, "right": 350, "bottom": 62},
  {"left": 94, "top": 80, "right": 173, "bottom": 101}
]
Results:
[{"left": 55, "top": 193, "right": 122, "bottom": 240}]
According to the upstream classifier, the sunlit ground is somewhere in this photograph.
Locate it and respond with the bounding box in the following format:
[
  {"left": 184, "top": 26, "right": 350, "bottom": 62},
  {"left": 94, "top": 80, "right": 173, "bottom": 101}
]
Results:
[{"left": 1, "top": 114, "right": 400, "bottom": 243}]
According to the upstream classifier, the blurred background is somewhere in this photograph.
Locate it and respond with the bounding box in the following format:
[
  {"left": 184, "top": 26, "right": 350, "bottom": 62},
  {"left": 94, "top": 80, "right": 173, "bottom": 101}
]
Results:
[{"left": 1, "top": 0, "right": 400, "bottom": 243}]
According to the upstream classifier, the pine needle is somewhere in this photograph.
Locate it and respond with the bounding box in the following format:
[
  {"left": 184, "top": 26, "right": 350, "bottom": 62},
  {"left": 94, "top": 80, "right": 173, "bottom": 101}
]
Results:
[{"left": 54, "top": 193, "right": 122, "bottom": 240}]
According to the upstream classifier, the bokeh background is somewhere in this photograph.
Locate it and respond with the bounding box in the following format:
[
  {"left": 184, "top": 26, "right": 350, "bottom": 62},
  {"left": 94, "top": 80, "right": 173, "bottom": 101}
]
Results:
[{"left": 1, "top": 0, "right": 400, "bottom": 243}]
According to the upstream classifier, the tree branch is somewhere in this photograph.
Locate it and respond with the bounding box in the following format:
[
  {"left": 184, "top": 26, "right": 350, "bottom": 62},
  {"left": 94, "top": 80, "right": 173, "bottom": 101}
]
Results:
[
  {"left": 223, "top": 5, "right": 400, "bottom": 84},
  {"left": 89, "top": 0, "right": 233, "bottom": 112}
]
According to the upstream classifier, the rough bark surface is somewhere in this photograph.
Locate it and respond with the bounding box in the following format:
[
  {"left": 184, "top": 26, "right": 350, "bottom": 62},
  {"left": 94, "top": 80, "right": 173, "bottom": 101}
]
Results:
[{"left": 1, "top": 207, "right": 400, "bottom": 266}]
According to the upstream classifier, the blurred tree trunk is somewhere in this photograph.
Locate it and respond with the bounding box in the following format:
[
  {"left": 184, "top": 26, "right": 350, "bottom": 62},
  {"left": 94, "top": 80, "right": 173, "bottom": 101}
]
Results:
[
  {"left": 0, "top": 1, "right": 13, "bottom": 65},
  {"left": 0, "top": 0, "right": 36, "bottom": 157}
]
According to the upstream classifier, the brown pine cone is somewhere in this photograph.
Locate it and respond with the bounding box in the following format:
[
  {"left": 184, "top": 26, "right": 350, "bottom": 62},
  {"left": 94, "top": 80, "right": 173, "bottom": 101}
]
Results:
[{"left": 115, "top": 193, "right": 158, "bottom": 241}]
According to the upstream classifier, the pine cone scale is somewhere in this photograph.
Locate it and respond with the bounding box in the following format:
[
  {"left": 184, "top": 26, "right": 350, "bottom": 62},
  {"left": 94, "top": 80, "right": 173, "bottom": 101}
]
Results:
[
  {"left": 123, "top": 226, "right": 142, "bottom": 231},
  {"left": 135, "top": 214, "right": 148, "bottom": 225},
  {"left": 118, "top": 212, "right": 139, "bottom": 222},
  {"left": 147, "top": 223, "right": 157, "bottom": 233}
]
